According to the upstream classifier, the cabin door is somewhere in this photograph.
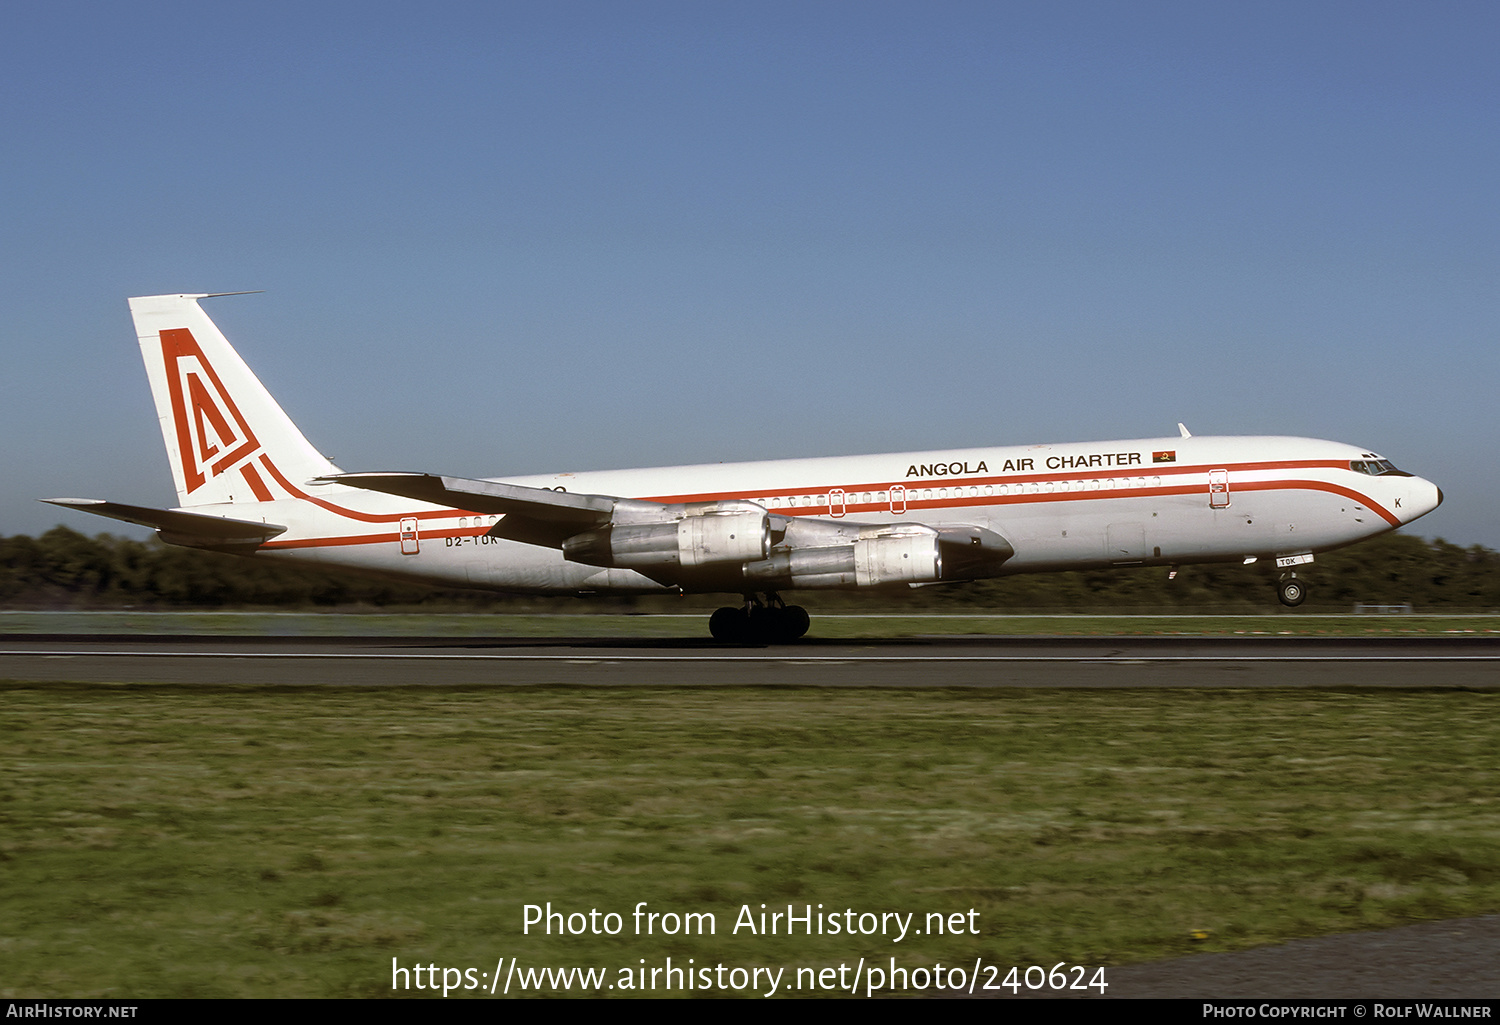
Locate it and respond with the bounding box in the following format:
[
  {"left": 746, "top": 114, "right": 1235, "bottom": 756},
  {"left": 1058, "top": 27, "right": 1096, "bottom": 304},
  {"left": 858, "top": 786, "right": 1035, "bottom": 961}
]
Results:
[{"left": 1208, "top": 469, "right": 1231, "bottom": 509}]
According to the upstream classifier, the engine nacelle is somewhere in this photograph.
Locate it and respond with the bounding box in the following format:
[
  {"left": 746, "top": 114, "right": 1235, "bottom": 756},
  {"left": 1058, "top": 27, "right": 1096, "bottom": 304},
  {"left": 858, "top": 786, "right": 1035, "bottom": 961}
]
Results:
[
  {"left": 562, "top": 521, "right": 678, "bottom": 568},
  {"left": 855, "top": 533, "right": 943, "bottom": 586},
  {"left": 743, "top": 533, "right": 943, "bottom": 589},
  {"left": 562, "top": 508, "right": 770, "bottom": 569},
  {"left": 677, "top": 510, "right": 770, "bottom": 567}
]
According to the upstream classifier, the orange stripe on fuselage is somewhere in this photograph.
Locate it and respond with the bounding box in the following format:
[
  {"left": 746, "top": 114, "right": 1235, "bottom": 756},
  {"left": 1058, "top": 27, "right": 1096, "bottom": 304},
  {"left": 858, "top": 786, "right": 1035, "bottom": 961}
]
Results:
[
  {"left": 645, "top": 459, "right": 1351, "bottom": 506},
  {"left": 256, "top": 454, "right": 468, "bottom": 523},
  {"left": 751, "top": 480, "right": 1398, "bottom": 527},
  {"left": 258, "top": 474, "right": 1397, "bottom": 551},
  {"left": 261, "top": 525, "right": 495, "bottom": 551}
]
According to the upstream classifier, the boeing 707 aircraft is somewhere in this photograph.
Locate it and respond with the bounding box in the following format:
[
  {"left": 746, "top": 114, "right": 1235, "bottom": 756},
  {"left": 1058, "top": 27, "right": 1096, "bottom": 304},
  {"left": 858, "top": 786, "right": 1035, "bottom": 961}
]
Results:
[{"left": 46, "top": 294, "right": 1443, "bottom": 641}]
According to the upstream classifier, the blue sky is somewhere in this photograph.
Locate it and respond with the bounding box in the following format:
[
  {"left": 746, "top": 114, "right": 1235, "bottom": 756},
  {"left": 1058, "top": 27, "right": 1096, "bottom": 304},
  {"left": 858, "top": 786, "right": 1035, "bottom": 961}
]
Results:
[{"left": 3, "top": 2, "right": 1496, "bottom": 547}]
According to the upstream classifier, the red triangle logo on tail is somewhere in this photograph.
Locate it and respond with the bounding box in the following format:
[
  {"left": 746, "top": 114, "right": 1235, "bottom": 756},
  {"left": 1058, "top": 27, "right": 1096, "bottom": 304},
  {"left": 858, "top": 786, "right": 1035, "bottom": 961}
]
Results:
[{"left": 160, "top": 328, "right": 261, "bottom": 494}]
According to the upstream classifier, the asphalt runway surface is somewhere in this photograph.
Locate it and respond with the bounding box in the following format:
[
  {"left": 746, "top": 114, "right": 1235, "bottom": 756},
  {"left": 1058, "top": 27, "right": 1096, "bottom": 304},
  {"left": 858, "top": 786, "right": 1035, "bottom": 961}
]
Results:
[
  {"left": 0, "top": 633, "right": 1496, "bottom": 687},
  {"left": 1090, "top": 914, "right": 1500, "bottom": 999}
]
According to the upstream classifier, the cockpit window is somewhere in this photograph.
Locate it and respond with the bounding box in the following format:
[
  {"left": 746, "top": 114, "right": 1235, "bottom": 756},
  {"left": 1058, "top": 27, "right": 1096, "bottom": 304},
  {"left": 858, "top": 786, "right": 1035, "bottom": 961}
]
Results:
[{"left": 1350, "top": 459, "right": 1411, "bottom": 477}]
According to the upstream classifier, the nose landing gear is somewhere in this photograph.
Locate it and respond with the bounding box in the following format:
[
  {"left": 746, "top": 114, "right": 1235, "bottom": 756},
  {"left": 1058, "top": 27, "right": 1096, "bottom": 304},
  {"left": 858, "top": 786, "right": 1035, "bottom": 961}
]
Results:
[{"left": 1277, "top": 575, "right": 1308, "bottom": 607}]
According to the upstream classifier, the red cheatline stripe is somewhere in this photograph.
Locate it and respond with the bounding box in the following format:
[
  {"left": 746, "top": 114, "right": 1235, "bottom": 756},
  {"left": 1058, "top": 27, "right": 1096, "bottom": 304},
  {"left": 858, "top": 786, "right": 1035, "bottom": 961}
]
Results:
[
  {"left": 255, "top": 453, "right": 1361, "bottom": 528},
  {"left": 256, "top": 454, "right": 468, "bottom": 523},
  {"left": 1238, "top": 480, "right": 1400, "bottom": 526},
  {"left": 647, "top": 459, "right": 1351, "bottom": 505},
  {"left": 258, "top": 478, "right": 1396, "bottom": 550},
  {"left": 262, "top": 524, "right": 495, "bottom": 550}
]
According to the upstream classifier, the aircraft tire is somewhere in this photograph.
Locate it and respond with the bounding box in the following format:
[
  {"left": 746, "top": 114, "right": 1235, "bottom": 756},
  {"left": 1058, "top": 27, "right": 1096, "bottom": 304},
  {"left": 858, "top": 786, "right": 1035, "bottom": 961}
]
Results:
[
  {"left": 710, "top": 603, "right": 809, "bottom": 644},
  {"left": 780, "top": 605, "right": 810, "bottom": 640},
  {"left": 710, "top": 606, "right": 747, "bottom": 642},
  {"left": 749, "top": 605, "right": 810, "bottom": 643},
  {"left": 748, "top": 606, "right": 777, "bottom": 643},
  {"left": 1277, "top": 578, "right": 1308, "bottom": 607}
]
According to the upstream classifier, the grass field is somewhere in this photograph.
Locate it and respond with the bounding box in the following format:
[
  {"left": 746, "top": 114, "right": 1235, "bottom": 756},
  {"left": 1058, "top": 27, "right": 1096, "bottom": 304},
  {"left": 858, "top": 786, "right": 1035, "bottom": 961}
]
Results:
[{"left": 5, "top": 682, "right": 1500, "bottom": 997}]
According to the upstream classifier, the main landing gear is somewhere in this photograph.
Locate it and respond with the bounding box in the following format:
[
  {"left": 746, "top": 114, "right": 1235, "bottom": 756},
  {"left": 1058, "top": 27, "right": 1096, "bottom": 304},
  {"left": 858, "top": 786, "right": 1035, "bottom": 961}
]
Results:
[
  {"left": 709, "top": 593, "right": 811, "bottom": 643},
  {"left": 1277, "top": 575, "right": 1308, "bottom": 607}
]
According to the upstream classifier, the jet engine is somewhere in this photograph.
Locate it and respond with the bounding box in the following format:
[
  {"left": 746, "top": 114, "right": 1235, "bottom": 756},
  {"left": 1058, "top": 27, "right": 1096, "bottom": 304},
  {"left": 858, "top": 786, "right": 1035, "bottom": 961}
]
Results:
[
  {"left": 561, "top": 503, "right": 770, "bottom": 569},
  {"left": 743, "top": 532, "right": 944, "bottom": 589}
]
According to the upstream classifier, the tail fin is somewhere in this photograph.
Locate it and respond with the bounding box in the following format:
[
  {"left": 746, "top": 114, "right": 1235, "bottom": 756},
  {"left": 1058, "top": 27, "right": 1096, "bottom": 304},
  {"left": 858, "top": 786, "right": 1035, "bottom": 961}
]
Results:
[{"left": 129, "top": 293, "right": 341, "bottom": 508}]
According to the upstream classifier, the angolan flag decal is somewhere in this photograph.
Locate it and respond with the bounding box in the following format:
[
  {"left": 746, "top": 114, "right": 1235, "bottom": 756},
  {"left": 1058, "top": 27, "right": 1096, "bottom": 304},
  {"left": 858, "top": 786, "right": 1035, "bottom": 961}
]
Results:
[{"left": 1152, "top": 451, "right": 1176, "bottom": 463}]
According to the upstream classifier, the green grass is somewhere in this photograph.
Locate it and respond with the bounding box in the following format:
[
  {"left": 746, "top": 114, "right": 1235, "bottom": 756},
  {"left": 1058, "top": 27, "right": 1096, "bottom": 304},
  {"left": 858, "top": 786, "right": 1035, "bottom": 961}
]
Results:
[{"left": 5, "top": 684, "right": 1500, "bottom": 997}]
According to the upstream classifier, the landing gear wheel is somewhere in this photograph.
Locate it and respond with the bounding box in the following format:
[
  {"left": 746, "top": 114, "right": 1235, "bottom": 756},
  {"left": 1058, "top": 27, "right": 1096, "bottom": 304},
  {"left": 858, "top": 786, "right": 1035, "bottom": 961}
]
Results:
[
  {"left": 779, "top": 605, "right": 810, "bottom": 641},
  {"left": 748, "top": 605, "right": 809, "bottom": 643},
  {"left": 1277, "top": 578, "right": 1308, "bottom": 607},
  {"left": 710, "top": 606, "right": 748, "bottom": 642},
  {"left": 748, "top": 605, "right": 781, "bottom": 642},
  {"left": 708, "top": 596, "right": 811, "bottom": 643}
]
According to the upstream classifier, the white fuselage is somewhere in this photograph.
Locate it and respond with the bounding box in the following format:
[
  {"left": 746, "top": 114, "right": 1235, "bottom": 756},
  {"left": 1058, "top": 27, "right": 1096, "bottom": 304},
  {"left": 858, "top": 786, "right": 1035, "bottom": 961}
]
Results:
[{"left": 233, "top": 433, "right": 1441, "bottom": 596}]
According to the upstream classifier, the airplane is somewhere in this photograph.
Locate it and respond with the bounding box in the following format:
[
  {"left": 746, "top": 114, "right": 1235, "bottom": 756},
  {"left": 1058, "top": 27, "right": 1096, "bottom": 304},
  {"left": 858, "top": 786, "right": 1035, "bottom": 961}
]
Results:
[{"left": 45, "top": 293, "right": 1444, "bottom": 642}]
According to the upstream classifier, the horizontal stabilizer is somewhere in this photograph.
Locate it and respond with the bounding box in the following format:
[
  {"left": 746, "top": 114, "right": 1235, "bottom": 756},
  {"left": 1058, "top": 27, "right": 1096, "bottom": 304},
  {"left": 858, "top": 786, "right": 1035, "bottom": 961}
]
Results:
[
  {"left": 42, "top": 498, "right": 286, "bottom": 549},
  {"left": 321, "top": 472, "right": 617, "bottom": 525}
]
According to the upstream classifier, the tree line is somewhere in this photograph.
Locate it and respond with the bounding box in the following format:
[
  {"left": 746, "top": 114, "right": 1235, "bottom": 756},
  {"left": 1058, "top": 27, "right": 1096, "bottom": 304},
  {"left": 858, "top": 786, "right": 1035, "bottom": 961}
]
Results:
[{"left": 2, "top": 525, "right": 1497, "bottom": 612}]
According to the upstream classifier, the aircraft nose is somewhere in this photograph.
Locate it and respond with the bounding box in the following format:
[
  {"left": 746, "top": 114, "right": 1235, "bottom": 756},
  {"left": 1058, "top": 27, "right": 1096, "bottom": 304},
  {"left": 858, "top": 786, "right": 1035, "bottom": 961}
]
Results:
[{"left": 1403, "top": 478, "right": 1443, "bottom": 523}]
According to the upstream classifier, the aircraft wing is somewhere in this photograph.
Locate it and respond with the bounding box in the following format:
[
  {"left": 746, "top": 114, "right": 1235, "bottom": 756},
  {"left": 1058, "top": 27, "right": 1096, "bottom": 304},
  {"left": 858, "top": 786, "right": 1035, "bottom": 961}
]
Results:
[
  {"left": 322, "top": 471, "right": 661, "bottom": 548},
  {"left": 40, "top": 498, "right": 286, "bottom": 550},
  {"left": 329, "top": 471, "right": 1014, "bottom": 585},
  {"left": 321, "top": 472, "right": 616, "bottom": 524}
]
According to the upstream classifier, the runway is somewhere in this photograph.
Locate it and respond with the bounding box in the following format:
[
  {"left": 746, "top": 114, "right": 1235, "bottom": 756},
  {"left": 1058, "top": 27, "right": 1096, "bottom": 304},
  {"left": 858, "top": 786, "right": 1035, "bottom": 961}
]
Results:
[{"left": 3, "top": 634, "right": 1496, "bottom": 687}]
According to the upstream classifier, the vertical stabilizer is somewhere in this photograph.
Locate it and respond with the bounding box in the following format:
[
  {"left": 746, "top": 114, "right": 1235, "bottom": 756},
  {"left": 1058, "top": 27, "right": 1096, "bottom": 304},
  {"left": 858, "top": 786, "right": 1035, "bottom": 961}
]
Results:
[{"left": 129, "top": 293, "right": 341, "bottom": 507}]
